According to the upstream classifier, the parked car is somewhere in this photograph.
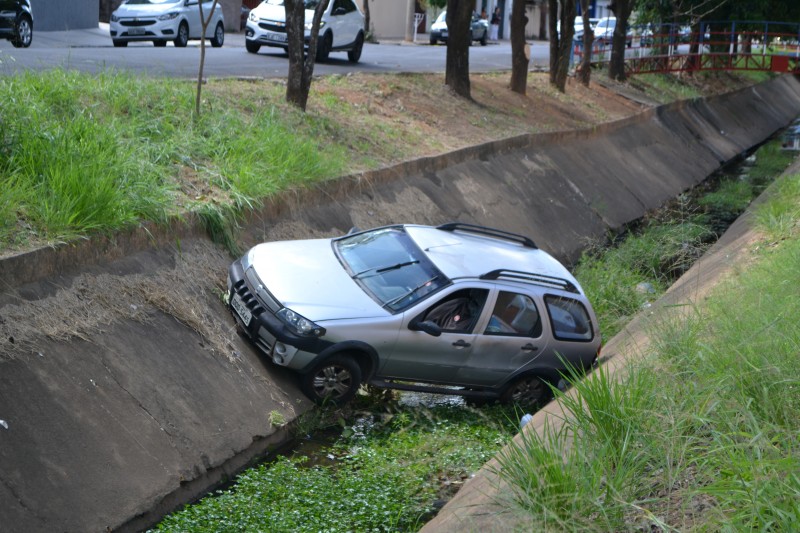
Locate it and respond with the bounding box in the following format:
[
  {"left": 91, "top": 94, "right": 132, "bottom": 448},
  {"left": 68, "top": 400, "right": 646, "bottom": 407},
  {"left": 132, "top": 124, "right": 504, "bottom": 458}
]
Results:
[
  {"left": 227, "top": 223, "right": 602, "bottom": 407},
  {"left": 593, "top": 16, "right": 632, "bottom": 47},
  {"left": 429, "top": 10, "right": 489, "bottom": 46},
  {"left": 0, "top": 0, "right": 33, "bottom": 48},
  {"left": 109, "top": 0, "right": 225, "bottom": 48},
  {"left": 245, "top": 0, "right": 365, "bottom": 63}
]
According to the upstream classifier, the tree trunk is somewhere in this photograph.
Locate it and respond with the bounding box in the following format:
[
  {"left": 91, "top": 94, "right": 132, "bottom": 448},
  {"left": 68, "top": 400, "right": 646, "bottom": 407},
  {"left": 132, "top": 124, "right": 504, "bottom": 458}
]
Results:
[
  {"left": 509, "top": 0, "right": 529, "bottom": 94},
  {"left": 549, "top": 0, "right": 575, "bottom": 92},
  {"left": 195, "top": 0, "right": 219, "bottom": 117},
  {"left": 445, "top": 0, "right": 472, "bottom": 99},
  {"left": 607, "top": 0, "right": 631, "bottom": 81},
  {"left": 539, "top": 0, "right": 548, "bottom": 41},
  {"left": 576, "top": 0, "right": 593, "bottom": 86},
  {"left": 363, "top": 0, "right": 372, "bottom": 41},
  {"left": 285, "top": 0, "right": 329, "bottom": 111}
]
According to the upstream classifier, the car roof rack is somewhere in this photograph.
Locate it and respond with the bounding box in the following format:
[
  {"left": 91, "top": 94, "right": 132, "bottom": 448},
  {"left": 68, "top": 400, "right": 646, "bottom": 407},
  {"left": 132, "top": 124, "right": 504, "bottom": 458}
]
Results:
[
  {"left": 480, "top": 269, "right": 579, "bottom": 294},
  {"left": 436, "top": 222, "right": 537, "bottom": 249}
]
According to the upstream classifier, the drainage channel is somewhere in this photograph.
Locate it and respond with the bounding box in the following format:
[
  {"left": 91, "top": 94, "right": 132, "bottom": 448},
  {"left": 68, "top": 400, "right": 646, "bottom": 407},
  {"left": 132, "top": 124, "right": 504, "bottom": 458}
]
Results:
[{"left": 148, "top": 129, "right": 800, "bottom": 532}]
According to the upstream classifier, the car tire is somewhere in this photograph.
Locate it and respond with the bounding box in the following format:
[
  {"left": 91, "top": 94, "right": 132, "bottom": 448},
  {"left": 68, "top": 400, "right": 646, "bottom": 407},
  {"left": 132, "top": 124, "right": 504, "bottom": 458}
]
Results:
[
  {"left": 113, "top": 39, "right": 128, "bottom": 48},
  {"left": 245, "top": 40, "right": 261, "bottom": 53},
  {"left": 11, "top": 15, "right": 32, "bottom": 48},
  {"left": 480, "top": 30, "right": 487, "bottom": 46},
  {"left": 429, "top": 35, "right": 437, "bottom": 45},
  {"left": 500, "top": 375, "right": 549, "bottom": 408},
  {"left": 301, "top": 355, "right": 362, "bottom": 406},
  {"left": 174, "top": 21, "right": 189, "bottom": 48},
  {"left": 316, "top": 31, "right": 332, "bottom": 63},
  {"left": 210, "top": 22, "right": 224, "bottom": 48},
  {"left": 347, "top": 31, "right": 364, "bottom": 63},
  {"left": 153, "top": 40, "right": 167, "bottom": 47}
]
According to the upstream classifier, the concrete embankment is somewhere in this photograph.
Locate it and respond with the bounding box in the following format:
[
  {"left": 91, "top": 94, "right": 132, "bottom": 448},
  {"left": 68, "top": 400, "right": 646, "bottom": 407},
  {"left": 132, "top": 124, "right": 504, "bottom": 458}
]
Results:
[{"left": 1, "top": 75, "right": 799, "bottom": 533}]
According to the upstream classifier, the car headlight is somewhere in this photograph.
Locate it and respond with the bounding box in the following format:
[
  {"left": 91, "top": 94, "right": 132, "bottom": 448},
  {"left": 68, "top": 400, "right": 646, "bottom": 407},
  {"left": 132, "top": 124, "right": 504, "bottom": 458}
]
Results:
[
  {"left": 249, "top": 11, "right": 258, "bottom": 22},
  {"left": 111, "top": 13, "right": 119, "bottom": 22},
  {"left": 305, "top": 20, "right": 325, "bottom": 31},
  {"left": 159, "top": 12, "right": 180, "bottom": 21},
  {"left": 276, "top": 308, "right": 326, "bottom": 337}
]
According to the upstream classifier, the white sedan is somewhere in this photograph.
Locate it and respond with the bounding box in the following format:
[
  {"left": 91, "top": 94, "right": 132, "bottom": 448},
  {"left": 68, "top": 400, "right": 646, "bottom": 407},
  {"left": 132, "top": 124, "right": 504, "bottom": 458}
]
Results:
[{"left": 110, "top": 0, "right": 225, "bottom": 48}]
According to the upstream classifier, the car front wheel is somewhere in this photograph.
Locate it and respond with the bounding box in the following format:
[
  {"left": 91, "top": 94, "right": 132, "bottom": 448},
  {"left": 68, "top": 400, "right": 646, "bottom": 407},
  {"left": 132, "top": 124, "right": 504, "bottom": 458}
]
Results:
[
  {"left": 12, "top": 16, "right": 33, "bottom": 48},
  {"left": 245, "top": 40, "right": 261, "bottom": 53},
  {"left": 210, "top": 22, "right": 224, "bottom": 47},
  {"left": 500, "top": 375, "right": 549, "bottom": 408},
  {"left": 174, "top": 22, "right": 189, "bottom": 47},
  {"left": 301, "top": 356, "right": 362, "bottom": 406}
]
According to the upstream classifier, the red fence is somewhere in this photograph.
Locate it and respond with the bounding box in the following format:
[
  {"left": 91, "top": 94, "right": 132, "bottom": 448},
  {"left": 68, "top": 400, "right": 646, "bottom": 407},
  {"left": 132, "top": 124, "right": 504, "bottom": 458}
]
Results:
[{"left": 573, "top": 23, "right": 800, "bottom": 75}]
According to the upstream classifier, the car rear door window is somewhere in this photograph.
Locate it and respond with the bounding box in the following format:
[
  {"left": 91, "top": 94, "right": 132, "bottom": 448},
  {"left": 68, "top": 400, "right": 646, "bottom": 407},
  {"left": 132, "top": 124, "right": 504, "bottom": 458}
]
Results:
[
  {"left": 545, "top": 295, "right": 593, "bottom": 341},
  {"left": 485, "top": 291, "right": 542, "bottom": 338}
]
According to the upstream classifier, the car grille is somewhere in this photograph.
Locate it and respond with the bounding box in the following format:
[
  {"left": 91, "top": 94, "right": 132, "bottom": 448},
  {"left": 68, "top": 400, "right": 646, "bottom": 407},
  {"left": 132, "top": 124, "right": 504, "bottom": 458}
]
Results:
[
  {"left": 120, "top": 19, "right": 157, "bottom": 27},
  {"left": 232, "top": 267, "right": 281, "bottom": 317},
  {"left": 258, "top": 21, "right": 286, "bottom": 33}
]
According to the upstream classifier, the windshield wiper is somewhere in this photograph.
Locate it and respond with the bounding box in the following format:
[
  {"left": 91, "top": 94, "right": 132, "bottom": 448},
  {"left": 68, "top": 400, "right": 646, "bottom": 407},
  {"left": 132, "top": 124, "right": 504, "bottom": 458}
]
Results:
[
  {"left": 353, "top": 260, "right": 420, "bottom": 279},
  {"left": 382, "top": 275, "right": 441, "bottom": 309}
]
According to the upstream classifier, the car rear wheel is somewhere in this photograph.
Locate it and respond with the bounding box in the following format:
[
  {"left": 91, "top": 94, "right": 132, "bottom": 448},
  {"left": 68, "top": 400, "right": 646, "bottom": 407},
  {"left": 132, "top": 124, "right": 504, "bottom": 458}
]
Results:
[
  {"left": 153, "top": 40, "right": 167, "bottom": 47},
  {"left": 315, "top": 31, "right": 331, "bottom": 63},
  {"left": 210, "top": 22, "right": 224, "bottom": 47},
  {"left": 174, "top": 22, "right": 189, "bottom": 47},
  {"left": 245, "top": 40, "right": 261, "bottom": 53},
  {"left": 347, "top": 31, "right": 364, "bottom": 63},
  {"left": 429, "top": 35, "right": 437, "bottom": 45},
  {"left": 301, "top": 356, "right": 362, "bottom": 406},
  {"left": 500, "top": 375, "right": 549, "bottom": 408},
  {"left": 11, "top": 16, "right": 32, "bottom": 48}
]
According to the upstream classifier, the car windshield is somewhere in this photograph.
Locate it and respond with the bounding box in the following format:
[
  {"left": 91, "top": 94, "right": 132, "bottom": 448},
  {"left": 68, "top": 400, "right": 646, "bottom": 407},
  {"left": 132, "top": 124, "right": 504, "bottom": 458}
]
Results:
[{"left": 335, "top": 227, "right": 449, "bottom": 312}]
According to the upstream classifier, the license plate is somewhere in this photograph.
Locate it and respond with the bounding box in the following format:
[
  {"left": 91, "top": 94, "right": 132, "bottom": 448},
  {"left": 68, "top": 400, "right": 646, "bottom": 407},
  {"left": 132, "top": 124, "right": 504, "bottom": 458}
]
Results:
[
  {"left": 231, "top": 293, "right": 252, "bottom": 327},
  {"left": 128, "top": 28, "right": 146, "bottom": 36},
  {"left": 266, "top": 32, "right": 287, "bottom": 43}
]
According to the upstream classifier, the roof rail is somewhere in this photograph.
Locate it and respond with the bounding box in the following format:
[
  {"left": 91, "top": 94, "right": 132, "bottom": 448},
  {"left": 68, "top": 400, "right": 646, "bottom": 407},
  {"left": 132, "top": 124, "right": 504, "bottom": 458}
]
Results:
[
  {"left": 480, "top": 269, "right": 579, "bottom": 294},
  {"left": 436, "top": 222, "right": 537, "bottom": 249}
]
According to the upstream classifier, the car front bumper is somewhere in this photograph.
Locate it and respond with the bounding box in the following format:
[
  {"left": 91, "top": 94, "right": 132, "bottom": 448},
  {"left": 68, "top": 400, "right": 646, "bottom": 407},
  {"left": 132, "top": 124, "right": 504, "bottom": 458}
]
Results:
[
  {"left": 227, "top": 259, "right": 330, "bottom": 369},
  {"left": 110, "top": 19, "right": 180, "bottom": 41}
]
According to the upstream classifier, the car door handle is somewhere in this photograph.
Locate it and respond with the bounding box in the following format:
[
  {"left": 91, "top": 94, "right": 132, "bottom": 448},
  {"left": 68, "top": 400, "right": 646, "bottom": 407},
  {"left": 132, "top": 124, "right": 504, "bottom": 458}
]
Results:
[
  {"left": 452, "top": 340, "right": 471, "bottom": 348},
  {"left": 521, "top": 343, "right": 538, "bottom": 352}
]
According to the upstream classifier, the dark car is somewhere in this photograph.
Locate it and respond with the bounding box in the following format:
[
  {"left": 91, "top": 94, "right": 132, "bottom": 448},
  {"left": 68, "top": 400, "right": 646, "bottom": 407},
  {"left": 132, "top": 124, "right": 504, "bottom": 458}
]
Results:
[
  {"left": 429, "top": 10, "right": 489, "bottom": 46},
  {"left": 0, "top": 0, "right": 33, "bottom": 48}
]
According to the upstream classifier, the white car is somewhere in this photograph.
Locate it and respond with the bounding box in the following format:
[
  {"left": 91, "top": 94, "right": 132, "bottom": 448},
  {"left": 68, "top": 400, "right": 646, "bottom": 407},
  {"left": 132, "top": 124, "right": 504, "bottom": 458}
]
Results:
[
  {"left": 110, "top": 0, "right": 225, "bottom": 48},
  {"left": 245, "top": 0, "right": 365, "bottom": 63}
]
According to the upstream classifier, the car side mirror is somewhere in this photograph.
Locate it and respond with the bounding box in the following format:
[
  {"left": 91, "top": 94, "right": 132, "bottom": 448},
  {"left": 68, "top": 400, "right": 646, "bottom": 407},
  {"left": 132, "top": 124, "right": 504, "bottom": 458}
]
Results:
[{"left": 409, "top": 320, "right": 442, "bottom": 337}]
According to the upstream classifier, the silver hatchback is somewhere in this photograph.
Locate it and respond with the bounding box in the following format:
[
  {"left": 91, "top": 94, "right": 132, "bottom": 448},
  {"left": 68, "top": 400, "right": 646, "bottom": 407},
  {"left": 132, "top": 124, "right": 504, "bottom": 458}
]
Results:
[{"left": 228, "top": 223, "right": 601, "bottom": 407}]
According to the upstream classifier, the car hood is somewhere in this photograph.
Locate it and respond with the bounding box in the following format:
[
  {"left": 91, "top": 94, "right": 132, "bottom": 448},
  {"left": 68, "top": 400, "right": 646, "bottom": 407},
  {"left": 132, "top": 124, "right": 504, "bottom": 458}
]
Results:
[
  {"left": 114, "top": 1, "right": 182, "bottom": 17},
  {"left": 248, "top": 239, "right": 388, "bottom": 322}
]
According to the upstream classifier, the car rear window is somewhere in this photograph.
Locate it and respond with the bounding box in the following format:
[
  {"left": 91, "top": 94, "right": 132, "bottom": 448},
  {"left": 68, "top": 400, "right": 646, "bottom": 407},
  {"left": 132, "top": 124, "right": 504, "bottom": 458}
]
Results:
[{"left": 544, "top": 295, "right": 593, "bottom": 341}]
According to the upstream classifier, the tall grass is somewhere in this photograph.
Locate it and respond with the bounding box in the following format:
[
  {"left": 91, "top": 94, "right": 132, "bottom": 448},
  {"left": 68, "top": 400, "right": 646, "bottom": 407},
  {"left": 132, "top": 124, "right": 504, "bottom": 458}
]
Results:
[
  {"left": 0, "top": 70, "right": 345, "bottom": 248},
  {"left": 496, "top": 165, "right": 800, "bottom": 530}
]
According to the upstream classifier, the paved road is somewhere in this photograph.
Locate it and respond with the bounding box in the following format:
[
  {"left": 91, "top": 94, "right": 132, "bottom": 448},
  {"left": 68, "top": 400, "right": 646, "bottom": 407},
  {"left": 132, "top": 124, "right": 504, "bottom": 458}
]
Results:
[{"left": 0, "top": 24, "right": 551, "bottom": 78}]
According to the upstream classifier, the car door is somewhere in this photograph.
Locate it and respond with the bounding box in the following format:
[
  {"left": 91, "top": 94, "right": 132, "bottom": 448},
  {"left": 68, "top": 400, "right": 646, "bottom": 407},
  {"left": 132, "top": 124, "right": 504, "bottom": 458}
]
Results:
[
  {"left": 329, "top": 0, "right": 359, "bottom": 47},
  {"left": 183, "top": 0, "right": 202, "bottom": 38},
  {"left": 378, "top": 287, "right": 490, "bottom": 385},
  {"left": 0, "top": 0, "right": 16, "bottom": 36},
  {"left": 460, "top": 290, "right": 550, "bottom": 387}
]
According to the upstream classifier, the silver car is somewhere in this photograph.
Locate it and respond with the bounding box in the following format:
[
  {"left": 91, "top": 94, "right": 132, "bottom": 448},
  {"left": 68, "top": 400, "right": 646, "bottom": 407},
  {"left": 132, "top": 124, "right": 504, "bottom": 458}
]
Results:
[{"left": 228, "top": 223, "right": 601, "bottom": 407}]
